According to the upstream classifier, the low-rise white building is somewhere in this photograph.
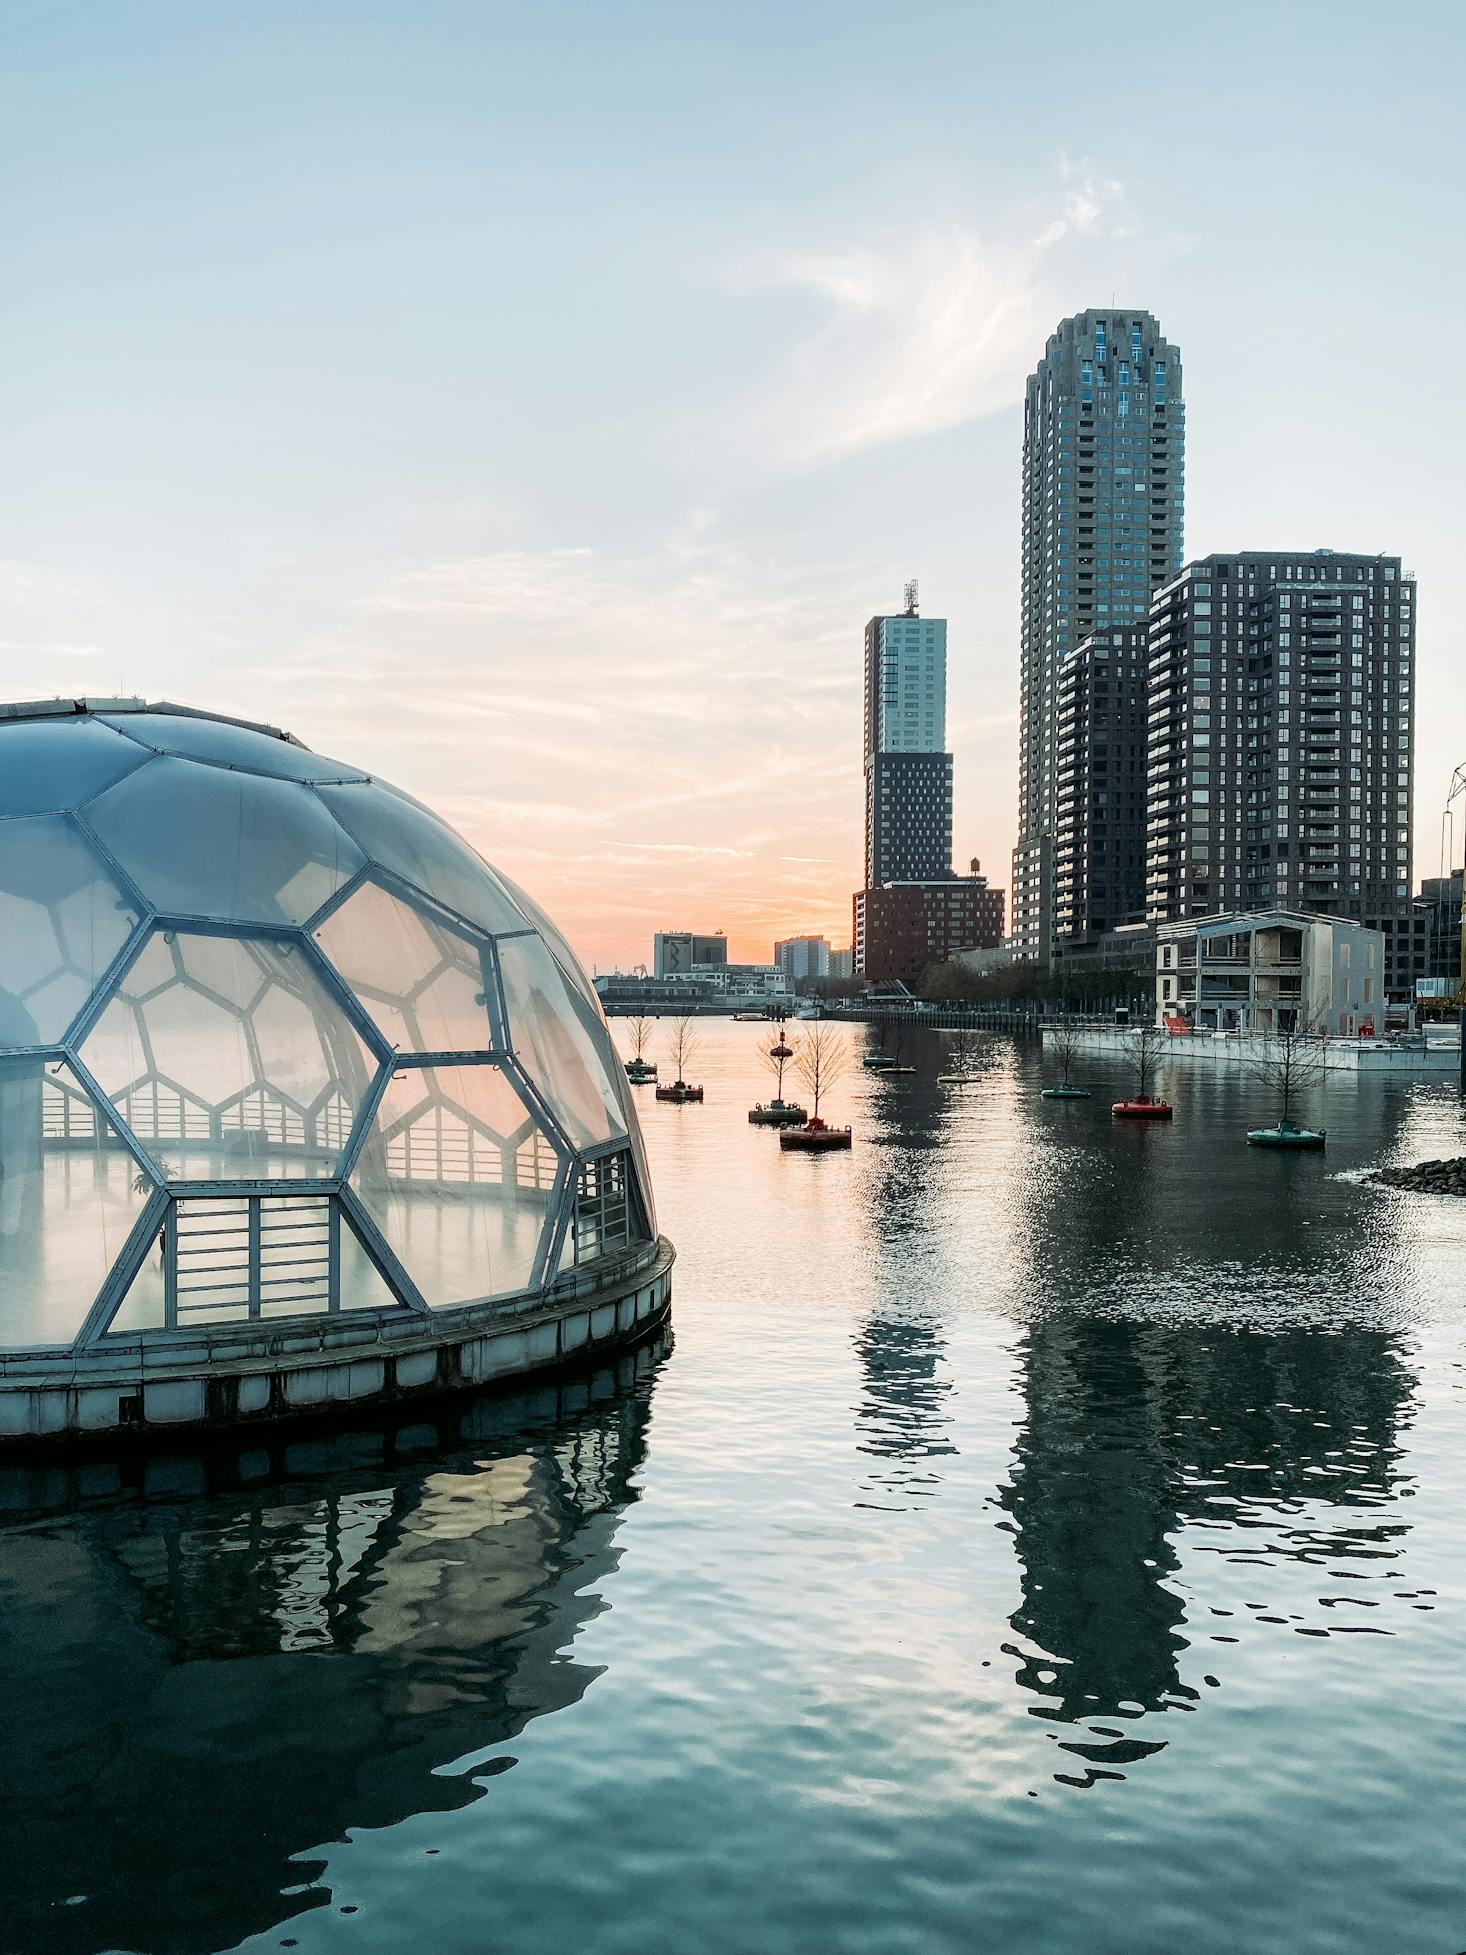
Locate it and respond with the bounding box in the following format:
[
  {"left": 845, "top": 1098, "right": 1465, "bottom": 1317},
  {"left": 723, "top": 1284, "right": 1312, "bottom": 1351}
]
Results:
[{"left": 1155, "top": 909, "right": 1385, "bottom": 1036}]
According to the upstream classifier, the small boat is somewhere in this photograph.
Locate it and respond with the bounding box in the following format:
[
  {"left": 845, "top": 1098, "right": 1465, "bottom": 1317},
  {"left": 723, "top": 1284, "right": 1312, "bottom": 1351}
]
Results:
[
  {"left": 732, "top": 1011, "right": 771, "bottom": 1022},
  {"left": 1112, "top": 1095, "right": 1173, "bottom": 1120},
  {"left": 793, "top": 1005, "right": 820, "bottom": 1020},
  {"left": 939, "top": 1071, "right": 981, "bottom": 1085},
  {"left": 779, "top": 1116, "right": 852, "bottom": 1151},
  {"left": 749, "top": 1099, "right": 807, "bottom": 1127},
  {"left": 625, "top": 1058, "right": 658, "bottom": 1083},
  {"left": 656, "top": 1081, "right": 704, "bottom": 1104},
  {"left": 1247, "top": 1119, "right": 1326, "bottom": 1149},
  {"left": 1042, "top": 1083, "right": 1092, "bottom": 1100}
]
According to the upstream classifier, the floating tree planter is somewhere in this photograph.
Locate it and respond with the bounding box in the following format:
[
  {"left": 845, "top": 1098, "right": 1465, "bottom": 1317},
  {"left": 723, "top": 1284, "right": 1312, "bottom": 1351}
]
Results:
[
  {"left": 1247, "top": 1119, "right": 1325, "bottom": 1149},
  {"left": 1041, "top": 1083, "right": 1092, "bottom": 1101},
  {"left": 749, "top": 1099, "right": 807, "bottom": 1127},
  {"left": 656, "top": 1081, "right": 703, "bottom": 1104},
  {"left": 779, "top": 1116, "right": 852, "bottom": 1152},
  {"left": 1113, "top": 1095, "right": 1173, "bottom": 1120},
  {"left": 625, "top": 1058, "right": 658, "bottom": 1083}
]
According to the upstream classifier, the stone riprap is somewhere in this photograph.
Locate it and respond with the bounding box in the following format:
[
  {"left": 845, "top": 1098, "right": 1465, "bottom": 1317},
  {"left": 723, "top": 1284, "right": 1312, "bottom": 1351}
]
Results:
[{"left": 1368, "top": 1157, "right": 1466, "bottom": 1195}]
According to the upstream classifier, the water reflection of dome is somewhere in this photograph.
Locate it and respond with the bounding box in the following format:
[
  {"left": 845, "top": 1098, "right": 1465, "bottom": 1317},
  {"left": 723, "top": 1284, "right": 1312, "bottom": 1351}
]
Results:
[
  {"left": 0, "top": 1344, "right": 663, "bottom": 1954},
  {"left": 0, "top": 700, "right": 671, "bottom": 1444}
]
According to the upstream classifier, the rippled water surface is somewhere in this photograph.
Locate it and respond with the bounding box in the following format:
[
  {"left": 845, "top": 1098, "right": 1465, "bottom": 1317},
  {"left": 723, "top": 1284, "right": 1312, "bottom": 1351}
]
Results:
[{"left": 5, "top": 1021, "right": 1466, "bottom": 1955}]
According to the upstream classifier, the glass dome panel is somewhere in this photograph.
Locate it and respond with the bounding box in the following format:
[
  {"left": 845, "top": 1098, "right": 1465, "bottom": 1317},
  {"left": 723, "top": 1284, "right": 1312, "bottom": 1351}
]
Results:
[
  {"left": 86, "top": 758, "right": 364, "bottom": 926},
  {"left": 0, "top": 717, "right": 148, "bottom": 817},
  {"left": 313, "top": 881, "right": 496, "bottom": 1055},
  {"left": 0, "top": 1058, "right": 161, "bottom": 1349},
  {"left": 349, "top": 1062, "right": 562, "bottom": 1307},
  {"left": 0, "top": 815, "right": 143, "bottom": 1047},
  {"left": 497, "top": 935, "right": 626, "bottom": 1151},
  {"left": 494, "top": 867, "right": 603, "bottom": 1016},
  {"left": 100, "top": 712, "right": 369, "bottom": 785},
  {"left": 315, "top": 782, "right": 527, "bottom": 938},
  {"left": 79, "top": 930, "right": 378, "bottom": 1180}
]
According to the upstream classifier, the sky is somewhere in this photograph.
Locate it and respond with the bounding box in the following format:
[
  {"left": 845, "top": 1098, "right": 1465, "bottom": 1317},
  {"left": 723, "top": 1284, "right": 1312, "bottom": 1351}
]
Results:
[{"left": 3, "top": 0, "right": 1464, "bottom": 972}]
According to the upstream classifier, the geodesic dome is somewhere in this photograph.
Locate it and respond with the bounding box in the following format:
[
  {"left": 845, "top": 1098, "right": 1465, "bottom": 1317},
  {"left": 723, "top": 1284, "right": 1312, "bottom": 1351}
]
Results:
[{"left": 0, "top": 699, "right": 654, "bottom": 1352}]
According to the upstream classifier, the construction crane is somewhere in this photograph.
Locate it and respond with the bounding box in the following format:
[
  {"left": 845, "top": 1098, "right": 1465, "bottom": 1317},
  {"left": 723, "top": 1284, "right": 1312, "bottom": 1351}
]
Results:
[{"left": 1439, "top": 765, "right": 1466, "bottom": 1006}]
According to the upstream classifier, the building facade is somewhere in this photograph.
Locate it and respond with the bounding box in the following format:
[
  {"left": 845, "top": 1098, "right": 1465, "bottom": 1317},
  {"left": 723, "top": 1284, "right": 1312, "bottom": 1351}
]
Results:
[
  {"left": 1155, "top": 909, "right": 1385, "bottom": 1037},
  {"left": 653, "top": 931, "right": 728, "bottom": 978},
  {"left": 1144, "top": 551, "right": 1416, "bottom": 994},
  {"left": 1420, "top": 869, "right": 1464, "bottom": 989},
  {"left": 854, "top": 869, "right": 1005, "bottom": 988},
  {"left": 864, "top": 597, "right": 952, "bottom": 886},
  {"left": 1052, "top": 624, "right": 1148, "bottom": 956},
  {"left": 773, "top": 935, "right": 831, "bottom": 982},
  {"left": 1014, "top": 308, "right": 1185, "bottom": 964}
]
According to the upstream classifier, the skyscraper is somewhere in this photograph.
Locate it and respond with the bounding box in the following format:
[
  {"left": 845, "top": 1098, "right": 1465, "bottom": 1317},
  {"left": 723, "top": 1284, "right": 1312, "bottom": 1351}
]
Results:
[
  {"left": 863, "top": 589, "right": 952, "bottom": 887},
  {"left": 854, "top": 587, "right": 1004, "bottom": 982},
  {"left": 1051, "top": 623, "right": 1148, "bottom": 952},
  {"left": 1014, "top": 309, "right": 1185, "bottom": 963},
  {"left": 1144, "top": 549, "right": 1416, "bottom": 991}
]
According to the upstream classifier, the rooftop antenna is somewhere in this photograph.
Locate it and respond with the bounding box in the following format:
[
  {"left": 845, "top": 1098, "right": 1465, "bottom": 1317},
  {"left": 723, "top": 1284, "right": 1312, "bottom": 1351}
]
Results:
[{"left": 903, "top": 578, "right": 919, "bottom": 617}]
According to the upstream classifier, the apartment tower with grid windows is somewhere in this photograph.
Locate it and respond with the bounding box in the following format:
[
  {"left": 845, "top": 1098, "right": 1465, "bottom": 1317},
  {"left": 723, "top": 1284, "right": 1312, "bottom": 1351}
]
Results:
[
  {"left": 1144, "top": 549, "right": 1416, "bottom": 995},
  {"left": 1013, "top": 310, "right": 1185, "bottom": 963}
]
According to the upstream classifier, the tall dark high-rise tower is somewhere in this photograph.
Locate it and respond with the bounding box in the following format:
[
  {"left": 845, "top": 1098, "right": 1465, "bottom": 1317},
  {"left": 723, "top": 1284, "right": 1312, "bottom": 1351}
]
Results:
[
  {"left": 862, "top": 591, "right": 952, "bottom": 887},
  {"left": 1013, "top": 309, "right": 1185, "bottom": 963}
]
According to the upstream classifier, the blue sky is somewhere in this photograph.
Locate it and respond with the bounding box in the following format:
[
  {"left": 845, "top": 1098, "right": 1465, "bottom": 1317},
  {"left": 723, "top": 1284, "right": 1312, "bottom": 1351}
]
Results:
[{"left": 3, "top": 1, "right": 1463, "bottom": 965}]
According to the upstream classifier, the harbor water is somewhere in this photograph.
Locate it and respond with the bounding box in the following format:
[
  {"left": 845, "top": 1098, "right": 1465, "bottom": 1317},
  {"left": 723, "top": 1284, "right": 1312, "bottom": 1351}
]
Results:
[{"left": 4, "top": 1018, "right": 1466, "bottom": 1955}]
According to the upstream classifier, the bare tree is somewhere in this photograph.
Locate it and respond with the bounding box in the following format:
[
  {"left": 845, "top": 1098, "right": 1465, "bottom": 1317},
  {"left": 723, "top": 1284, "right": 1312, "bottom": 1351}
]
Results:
[
  {"left": 761, "top": 1023, "right": 795, "bottom": 1101},
  {"left": 1131, "top": 1023, "right": 1166, "bottom": 1101},
  {"left": 1245, "top": 1018, "right": 1327, "bottom": 1127},
  {"left": 667, "top": 1017, "right": 700, "bottom": 1087},
  {"left": 792, "top": 1024, "right": 846, "bottom": 1121},
  {"left": 1045, "top": 1018, "right": 1085, "bottom": 1089},
  {"left": 946, "top": 1032, "right": 981, "bottom": 1079},
  {"left": 626, "top": 1014, "right": 654, "bottom": 1063}
]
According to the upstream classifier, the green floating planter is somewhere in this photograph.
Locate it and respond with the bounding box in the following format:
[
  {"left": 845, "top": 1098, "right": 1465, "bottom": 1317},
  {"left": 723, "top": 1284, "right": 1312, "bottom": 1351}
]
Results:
[{"left": 1247, "top": 1121, "right": 1326, "bottom": 1149}]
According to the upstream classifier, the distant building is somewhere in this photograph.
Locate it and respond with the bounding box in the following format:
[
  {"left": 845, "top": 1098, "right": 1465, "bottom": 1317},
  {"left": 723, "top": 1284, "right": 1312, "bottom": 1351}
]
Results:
[
  {"left": 1144, "top": 552, "right": 1416, "bottom": 1004},
  {"left": 855, "top": 868, "right": 1005, "bottom": 988},
  {"left": 653, "top": 931, "right": 727, "bottom": 978},
  {"left": 864, "top": 591, "right": 952, "bottom": 887},
  {"left": 828, "top": 946, "right": 854, "bottom": 981},
  {"left": 1052, "top": 624, "right": 1148, "bottom": 957},
  {"left": 597, "top": 964, "right": 793, "bottom": 1011},
  {"left": 1014, "top": 308, "right": 1186, "bottom": 964},
  {"left": 773, "top": 935, "right": 831, "bottom": 982},
  {"left": 1155, "top": 909, "right": 1384, "bottom": 1036}
]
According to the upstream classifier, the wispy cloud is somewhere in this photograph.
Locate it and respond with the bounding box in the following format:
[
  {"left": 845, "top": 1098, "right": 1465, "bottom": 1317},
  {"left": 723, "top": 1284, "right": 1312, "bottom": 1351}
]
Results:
[
  {"left": 726, "top": 165, "right": 1132, "bottom": 465},
  {"left": 261, "top": 535, "right": 885, "bottom": 964}
]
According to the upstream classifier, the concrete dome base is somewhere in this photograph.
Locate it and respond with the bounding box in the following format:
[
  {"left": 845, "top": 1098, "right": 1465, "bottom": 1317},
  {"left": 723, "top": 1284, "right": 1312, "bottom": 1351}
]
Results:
[{"left": 0, "top": 1236, "right": 672, "bottom": 1448}]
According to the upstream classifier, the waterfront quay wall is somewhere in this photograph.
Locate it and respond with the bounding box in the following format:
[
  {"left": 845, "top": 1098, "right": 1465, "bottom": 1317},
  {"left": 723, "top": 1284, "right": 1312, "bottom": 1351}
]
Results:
[
  {"left": 1042, "top": 1025, "right": 1460, "bottom": 1075},
  {"left": 0, "top": 1239, "right": 674, "bottom": 1449}
]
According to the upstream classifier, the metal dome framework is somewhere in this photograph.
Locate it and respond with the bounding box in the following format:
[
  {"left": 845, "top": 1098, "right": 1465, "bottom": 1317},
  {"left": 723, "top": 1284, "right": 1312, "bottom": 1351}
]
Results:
[{"left": 0, "top": 699, "right": 653, "bottom": 1356}]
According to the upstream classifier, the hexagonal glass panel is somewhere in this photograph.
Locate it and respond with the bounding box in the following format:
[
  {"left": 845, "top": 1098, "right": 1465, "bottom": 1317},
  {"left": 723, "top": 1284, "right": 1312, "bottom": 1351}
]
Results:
[
  {"left": 494, "top": 866, "right": 604, "bottom": 1017},
  {"left": 100, "top": 711, "right": 368, "bottom": 785},
  {"left": 349, "top": 1062, "right": 562, "bottom": 1307},
  {"left": 0, "top": 716, "right": 148, "bottom": 817},
  {"left": 313, "top": 882, "right": 495, "bottom": 1055},
  {"left": 86, "top": 757, "right": 364, "bottom": 926},
  {"left": 80, "top": 930, "right": 378, "bottom": 1180},
  {"left": 0, "top": 815, "right": 142, "bottom": 1047},
  {"left": 0, "top": 1059, "right": 162, "bottom": 1349},
  {"left": 496, "top": 934, "right": 627, "bottom": 1151},
  {"left": 315, "top": 782, "right": 527, "bottom": 938}
]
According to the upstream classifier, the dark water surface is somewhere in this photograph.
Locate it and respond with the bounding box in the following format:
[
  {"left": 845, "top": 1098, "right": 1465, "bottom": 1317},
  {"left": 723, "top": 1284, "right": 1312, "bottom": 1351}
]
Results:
[{"left": 4, "top": 1021, "right": 1466, "bottom": 1955}]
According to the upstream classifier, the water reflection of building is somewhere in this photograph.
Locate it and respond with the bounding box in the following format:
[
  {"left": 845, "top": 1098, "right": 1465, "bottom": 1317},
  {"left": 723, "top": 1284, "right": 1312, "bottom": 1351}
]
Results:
[
  {"left": 1001, "top": 1175, "right": 1414, "bottom": 1787},
  {"left": 0, "top": 1342, "right": 663, "bottom": 1955},
  {"left": 851, "top": 1045, "right": 959, "bottom": 1502}
]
